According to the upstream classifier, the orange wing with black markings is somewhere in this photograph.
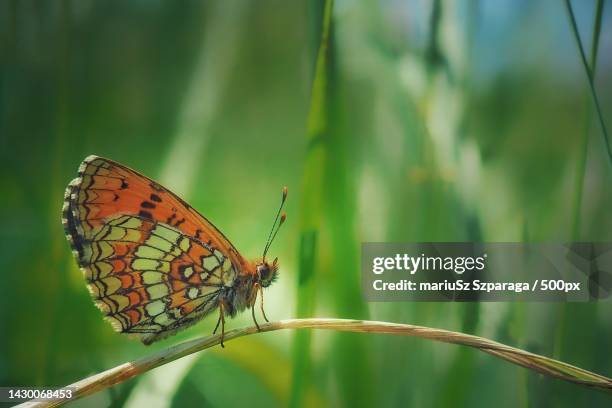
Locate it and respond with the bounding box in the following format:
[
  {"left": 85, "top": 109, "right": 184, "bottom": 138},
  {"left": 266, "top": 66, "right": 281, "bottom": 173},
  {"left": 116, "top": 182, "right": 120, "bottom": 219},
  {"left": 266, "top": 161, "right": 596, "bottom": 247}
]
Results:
[
  {"left": 62, "top": 155, "right": 250, "bottom": 344},
  {"left": 64, "top": 155, "right": 249, "bottom": 270}
]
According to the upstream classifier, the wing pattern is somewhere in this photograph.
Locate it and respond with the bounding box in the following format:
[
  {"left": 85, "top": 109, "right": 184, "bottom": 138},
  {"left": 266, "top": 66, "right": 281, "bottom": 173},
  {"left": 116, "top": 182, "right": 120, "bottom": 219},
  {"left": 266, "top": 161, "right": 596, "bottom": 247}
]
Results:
[{"left": 62, "top": 156, "right": 241, "bottom": 344}]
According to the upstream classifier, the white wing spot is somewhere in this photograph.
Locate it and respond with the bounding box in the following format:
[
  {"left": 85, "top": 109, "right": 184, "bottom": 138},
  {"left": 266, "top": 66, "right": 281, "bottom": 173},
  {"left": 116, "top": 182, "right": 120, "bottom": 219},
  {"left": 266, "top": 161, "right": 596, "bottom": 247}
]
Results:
[
  {"left": 202, "top": 256, "right": 219, "bottom": 272},
  {"left": 187, "top": 287, "right": 199, "bottom": 299},
  {"left": 183, "top": 266, "right": 194, "bottom": 278}
]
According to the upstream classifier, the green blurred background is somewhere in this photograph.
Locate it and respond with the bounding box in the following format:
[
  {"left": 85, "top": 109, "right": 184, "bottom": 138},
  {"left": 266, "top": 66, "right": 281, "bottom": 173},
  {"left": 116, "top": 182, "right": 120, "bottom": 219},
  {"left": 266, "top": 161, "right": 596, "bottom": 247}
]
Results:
[{"left": 1, "top": 0, "right": 611, "bottom": 407}]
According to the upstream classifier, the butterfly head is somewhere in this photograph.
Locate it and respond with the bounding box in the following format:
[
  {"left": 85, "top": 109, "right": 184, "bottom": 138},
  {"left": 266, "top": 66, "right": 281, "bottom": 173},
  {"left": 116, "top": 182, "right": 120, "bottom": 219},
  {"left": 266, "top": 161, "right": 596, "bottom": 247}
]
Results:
[{"left": 257, "top": 257, "right": 279, "bottom": 288}]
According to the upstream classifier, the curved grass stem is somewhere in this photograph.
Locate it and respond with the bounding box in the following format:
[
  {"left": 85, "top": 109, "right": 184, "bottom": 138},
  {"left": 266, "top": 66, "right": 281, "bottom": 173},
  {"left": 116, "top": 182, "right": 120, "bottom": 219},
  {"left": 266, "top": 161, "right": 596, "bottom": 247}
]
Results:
[{"left": 19, "top": 318, "right": 612, "bottom": 407}]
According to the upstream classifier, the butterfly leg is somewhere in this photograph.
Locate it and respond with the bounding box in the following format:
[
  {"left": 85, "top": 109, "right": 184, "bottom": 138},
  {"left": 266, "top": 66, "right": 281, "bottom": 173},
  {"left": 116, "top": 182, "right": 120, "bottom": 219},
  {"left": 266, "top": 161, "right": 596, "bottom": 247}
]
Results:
[
  {"left": 213, "top": 301, "right": 226, "bottom": 348},
  {"left": 213, "top": 313, "right": 221, "bottom": 334},
  {"left": 258, "top": 284, "right": 269, "bottom": 323},
  {"left": 251, "top": 283, "right": 261, "bottom": 331},
  {"left": 251, "top": 300, "right": 261, "bottom": 331}
]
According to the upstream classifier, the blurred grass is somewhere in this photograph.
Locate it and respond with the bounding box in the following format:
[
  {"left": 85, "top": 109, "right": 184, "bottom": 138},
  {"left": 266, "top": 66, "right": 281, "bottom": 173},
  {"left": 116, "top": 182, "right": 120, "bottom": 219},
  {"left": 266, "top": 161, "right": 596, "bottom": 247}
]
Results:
[
  {"left": 570, "top": 0, "right": 605, "bottom": 240},
  {"left": 565, "top": 0, "right": 611, "bottom": 166},
  {"left": 290, "top": 0, "right": 333, "bottom": 406},
  {"left": 325, "top": 23, "right": 374, "bottom": 408},
  {"left": 1, "top": 1, "right": 612, "bottom": 407},
  {"left": 555, "top": 2, "right": 607, "bottom": 406}
]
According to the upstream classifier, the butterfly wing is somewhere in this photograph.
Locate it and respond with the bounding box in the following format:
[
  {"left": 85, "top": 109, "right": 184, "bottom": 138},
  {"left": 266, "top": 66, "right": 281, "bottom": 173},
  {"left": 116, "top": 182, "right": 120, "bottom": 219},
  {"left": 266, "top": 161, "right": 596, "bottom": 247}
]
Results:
[
  {"left": 64, "top": 155, "right": 248, "bottom": 270},
  {"left": 63, "top": 155, "right": 246, "bottom": 344}
]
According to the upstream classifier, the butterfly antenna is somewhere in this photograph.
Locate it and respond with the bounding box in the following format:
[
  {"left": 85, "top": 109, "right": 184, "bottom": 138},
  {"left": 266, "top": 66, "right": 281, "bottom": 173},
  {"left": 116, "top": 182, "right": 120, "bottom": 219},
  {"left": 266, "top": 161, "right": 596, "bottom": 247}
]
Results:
[
  {"left": 264, "top": 213, "right": 286, "bottom": 260},
  {"left": 263, "top": 187, "right": 288, "bottom": 260}
]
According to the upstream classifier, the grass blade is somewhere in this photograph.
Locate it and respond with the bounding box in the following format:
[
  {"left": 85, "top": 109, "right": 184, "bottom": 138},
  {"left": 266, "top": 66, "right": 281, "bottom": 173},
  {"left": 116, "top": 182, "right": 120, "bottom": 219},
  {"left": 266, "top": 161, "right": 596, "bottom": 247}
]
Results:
[
  {"left": 570, "top": 0, "right": 605, "bottom": 240},
  {"left": 289, "top": 1, "right": 334, "bottom": 406},
  {"left": 21, "top": 318, "right": 612, "bottom": 408},
  {"left": 564, "top": 0, "right": 611, "bottom": 165}
]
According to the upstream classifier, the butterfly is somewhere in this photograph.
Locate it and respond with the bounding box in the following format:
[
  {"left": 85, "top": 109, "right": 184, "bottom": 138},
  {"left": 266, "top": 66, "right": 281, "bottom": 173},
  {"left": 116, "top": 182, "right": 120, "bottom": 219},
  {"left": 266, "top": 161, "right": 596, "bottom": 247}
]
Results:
[{"left": 62, "top": 155, "right": 286, "bottom": 346}]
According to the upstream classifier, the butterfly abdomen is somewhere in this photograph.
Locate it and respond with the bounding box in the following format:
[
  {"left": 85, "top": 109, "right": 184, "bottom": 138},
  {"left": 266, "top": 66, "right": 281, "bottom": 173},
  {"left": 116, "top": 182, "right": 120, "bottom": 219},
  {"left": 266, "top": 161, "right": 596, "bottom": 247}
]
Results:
[{"left": 222, "top": 273, "right": 258, "bottom": 317}]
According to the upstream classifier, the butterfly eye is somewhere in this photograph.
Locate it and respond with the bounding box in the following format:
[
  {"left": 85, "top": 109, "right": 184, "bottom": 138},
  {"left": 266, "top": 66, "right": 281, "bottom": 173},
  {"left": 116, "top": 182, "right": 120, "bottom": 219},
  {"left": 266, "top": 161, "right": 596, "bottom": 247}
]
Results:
[
  {"left": 258, "top": 263, "right": 277, "bottom": 288},
  {"left": 259, "top": 264, "right": 270, "bottom": 280}
]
